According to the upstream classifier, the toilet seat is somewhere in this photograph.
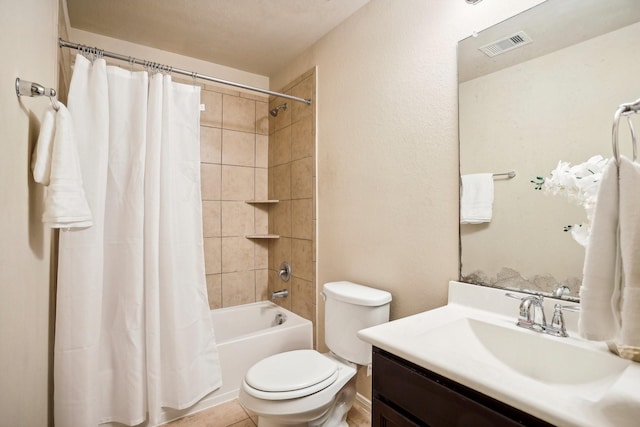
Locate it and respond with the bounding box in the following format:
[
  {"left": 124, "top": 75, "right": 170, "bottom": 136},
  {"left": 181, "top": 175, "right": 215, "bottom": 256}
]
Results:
[{"left": 243, "top": 350, "right": 339, "bottom": 400}]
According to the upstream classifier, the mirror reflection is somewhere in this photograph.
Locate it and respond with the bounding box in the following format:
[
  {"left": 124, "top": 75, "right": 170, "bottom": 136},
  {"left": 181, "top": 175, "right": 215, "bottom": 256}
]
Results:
[{"left": 458, "top": 0, "right": 640, "bottom": 299}]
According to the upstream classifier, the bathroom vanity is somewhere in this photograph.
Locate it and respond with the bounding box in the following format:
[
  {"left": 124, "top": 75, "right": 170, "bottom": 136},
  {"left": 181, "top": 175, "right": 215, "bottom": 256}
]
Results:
[
  {"left": 358, "top": 282, "right": 640, "bottom": 427},
  {"left": 371, "top": 347, "right": 552, "bottom": 426}
]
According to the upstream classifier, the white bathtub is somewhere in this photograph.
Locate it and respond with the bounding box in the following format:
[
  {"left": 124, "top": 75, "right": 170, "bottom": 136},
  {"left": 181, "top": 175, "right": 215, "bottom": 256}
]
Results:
[{"left": 157, "top": 301, "right": 313, "bottom": 425}]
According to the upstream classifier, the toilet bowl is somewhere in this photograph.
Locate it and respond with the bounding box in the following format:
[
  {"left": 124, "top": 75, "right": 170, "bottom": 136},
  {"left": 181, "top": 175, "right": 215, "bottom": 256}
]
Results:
[
  {"left": 238, "top": 281, "right": 392, "bottom": 427},
  {"left": 239, "top": 351, "right": 357, "bottom": 427}
]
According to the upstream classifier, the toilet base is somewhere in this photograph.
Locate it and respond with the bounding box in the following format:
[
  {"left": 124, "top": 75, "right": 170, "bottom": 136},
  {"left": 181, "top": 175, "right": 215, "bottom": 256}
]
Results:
[{"left": 256, "top": 376, "right": 355, "bottom": 427}]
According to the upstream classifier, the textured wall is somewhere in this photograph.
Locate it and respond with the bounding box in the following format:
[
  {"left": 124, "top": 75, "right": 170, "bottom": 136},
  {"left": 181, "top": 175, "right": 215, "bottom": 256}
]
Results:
[
  {"left": 271, "top": 0, "right": 545, "bottom": 324},
  {"left": 1, "top": 0, "right": 58, "bottom": 424}
]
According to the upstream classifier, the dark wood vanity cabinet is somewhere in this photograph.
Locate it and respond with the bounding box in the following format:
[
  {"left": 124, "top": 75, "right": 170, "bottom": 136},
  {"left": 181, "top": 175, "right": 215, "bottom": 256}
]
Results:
[{"left": 372, "top": 347, "right": 555, "bottom": 427}]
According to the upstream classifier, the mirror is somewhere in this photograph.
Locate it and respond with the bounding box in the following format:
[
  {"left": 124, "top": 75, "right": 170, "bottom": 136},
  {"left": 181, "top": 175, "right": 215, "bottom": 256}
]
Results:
[{"left": 458, "top": 0, "right": 640, "bottom": 299}]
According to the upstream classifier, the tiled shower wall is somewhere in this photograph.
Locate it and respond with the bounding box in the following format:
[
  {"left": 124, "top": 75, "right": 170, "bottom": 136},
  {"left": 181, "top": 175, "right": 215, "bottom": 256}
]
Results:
[
  {"left": 198, "top": 68, "right": 317, "bottom": 339},
  {"left": 199, "top": 84, "right": 271, "bottom": 309},
  {"left": 267, "top": 69, "right": 317, "bottom": 332}
]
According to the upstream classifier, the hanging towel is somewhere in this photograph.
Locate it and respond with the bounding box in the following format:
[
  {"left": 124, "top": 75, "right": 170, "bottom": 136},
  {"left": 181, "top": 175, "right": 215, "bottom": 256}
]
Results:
[
  {"left": 460, "top": 173, "right": 494, "bottom": 224},
  {"left": 618, "top": 157, "right": 640, "bottom": 360},
  {"left": 579, "top": 158, "right": 621, "bottom": 341},
  {"left": 31, "top": 108, "right": 55, "bottom": 185},
  {"left": 31, "top": 103, "right": 93, "bottom": 228}
]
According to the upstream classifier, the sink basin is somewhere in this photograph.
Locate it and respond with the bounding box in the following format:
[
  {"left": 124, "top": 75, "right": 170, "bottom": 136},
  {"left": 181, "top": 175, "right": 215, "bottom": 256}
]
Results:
[{"left": 419, "top": 317, "right": 631, "bottom": 401}]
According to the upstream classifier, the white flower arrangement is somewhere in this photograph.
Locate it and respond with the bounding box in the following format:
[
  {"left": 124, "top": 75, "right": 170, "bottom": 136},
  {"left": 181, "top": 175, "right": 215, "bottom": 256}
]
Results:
[{"left": 532, "top": 155, "right": 610, "bottom": 247}]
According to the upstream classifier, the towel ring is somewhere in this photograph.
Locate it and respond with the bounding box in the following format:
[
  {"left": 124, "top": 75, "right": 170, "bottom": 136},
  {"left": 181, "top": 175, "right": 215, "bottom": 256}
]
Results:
[{"left": 612, "top": 98, "right": 640, "bottom": 165}]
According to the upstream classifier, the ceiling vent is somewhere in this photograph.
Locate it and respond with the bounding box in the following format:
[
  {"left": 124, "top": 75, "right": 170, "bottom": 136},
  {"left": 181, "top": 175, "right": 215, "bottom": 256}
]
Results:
[{"left": 479, "top": 31, "right": 533, "bottom": 57}]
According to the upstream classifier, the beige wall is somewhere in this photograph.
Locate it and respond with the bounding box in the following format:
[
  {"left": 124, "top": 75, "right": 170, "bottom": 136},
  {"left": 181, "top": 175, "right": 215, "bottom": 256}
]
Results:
[
  {"left": 267, "top": 69, "right": 317, "bottom": 335},
  {"left": 270, "top": 0, "right": 545, "bottom": 323},
  {"left": 0, "top": 0, "right": 58, "bottom": 425}
]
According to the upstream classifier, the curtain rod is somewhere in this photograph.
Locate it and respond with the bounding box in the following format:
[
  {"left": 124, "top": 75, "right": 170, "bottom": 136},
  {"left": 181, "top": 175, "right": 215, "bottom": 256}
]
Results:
[{"left": 58, "top": 38, "right": 312, "bottom": 105}]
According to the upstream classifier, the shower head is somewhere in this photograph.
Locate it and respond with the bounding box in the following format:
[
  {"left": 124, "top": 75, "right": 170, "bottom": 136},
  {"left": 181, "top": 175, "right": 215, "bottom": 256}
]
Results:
[{"left": 270, "top": 103, "right": 288, "bottom": 117}]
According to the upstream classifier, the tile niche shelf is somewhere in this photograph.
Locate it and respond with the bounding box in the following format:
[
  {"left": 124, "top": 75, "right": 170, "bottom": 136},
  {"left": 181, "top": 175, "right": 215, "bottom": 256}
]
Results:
[{"left": 244, "top": 200, "right": 280, "bottom": 239}]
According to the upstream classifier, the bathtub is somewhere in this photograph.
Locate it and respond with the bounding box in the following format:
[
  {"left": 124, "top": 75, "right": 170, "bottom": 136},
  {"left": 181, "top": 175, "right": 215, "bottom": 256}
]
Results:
[{"left": 158, "top": 301, "right": 313, "bottom": 425}]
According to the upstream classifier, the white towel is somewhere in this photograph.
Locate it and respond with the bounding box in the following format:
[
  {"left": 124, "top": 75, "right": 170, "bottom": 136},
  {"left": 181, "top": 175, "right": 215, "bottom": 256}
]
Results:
[
  {"left": 579, "top": 158, "right": 621, "bottom": 341},
  {"left": 618, "top": 157, "right": 640, "bottom": 359},
  {"left": 579, "top": 156, "right": 640, "bottom": 361},
  {"left": 460, "top": 173, "right": 494, "bottom": 224},
  {"left": 31, "top": 103, "right": 93, "bottom": 228},
  {"left": 32, "top": 108, "right": 55, "bottom": 185}
]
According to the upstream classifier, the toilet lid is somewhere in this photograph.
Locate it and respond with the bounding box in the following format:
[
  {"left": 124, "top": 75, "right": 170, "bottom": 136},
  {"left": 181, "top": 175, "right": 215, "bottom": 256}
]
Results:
[{"left": 244, "top": 350, "right": 338, "bottom": 400}]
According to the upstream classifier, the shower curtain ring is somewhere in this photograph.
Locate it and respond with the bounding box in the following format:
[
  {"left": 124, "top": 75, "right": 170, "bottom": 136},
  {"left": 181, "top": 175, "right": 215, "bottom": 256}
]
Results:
[{"left": 191, "top": 71, "right": 197, "bottom": 86}]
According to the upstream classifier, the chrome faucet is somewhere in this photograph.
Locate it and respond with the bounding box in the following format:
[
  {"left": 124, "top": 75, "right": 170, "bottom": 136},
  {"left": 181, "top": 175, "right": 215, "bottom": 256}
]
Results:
[
  {"left": 271, "top": 289, "right": 288, "bottom": 299},
  {"left": 516, "top": 295, "right": 546, "bottom": 332},
  {"left": 506, "top": 292, "right": 579, "bottom": 337}
]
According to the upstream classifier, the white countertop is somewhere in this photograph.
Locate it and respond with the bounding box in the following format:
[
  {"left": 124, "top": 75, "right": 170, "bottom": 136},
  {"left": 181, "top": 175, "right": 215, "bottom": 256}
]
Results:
[{"left": 358, "top": 281, "right": 640, "bottom": 427}]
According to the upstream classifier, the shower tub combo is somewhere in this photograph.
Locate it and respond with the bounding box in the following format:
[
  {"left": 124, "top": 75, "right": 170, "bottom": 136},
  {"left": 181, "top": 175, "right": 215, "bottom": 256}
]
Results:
[{"left": 158, "top": 301, "right": 313, "bottom": 425}]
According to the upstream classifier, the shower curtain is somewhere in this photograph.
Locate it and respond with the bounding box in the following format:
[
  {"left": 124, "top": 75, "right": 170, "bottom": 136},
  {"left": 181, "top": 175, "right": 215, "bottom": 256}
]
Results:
[{"left": 54, "top": 54, "right": 222, "bottom": 426}]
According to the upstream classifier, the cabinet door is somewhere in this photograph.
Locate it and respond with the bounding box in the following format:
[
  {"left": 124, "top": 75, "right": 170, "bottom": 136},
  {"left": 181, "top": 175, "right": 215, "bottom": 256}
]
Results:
[{"left": 373, "top": 398, "right": 423, "bottom": 427}]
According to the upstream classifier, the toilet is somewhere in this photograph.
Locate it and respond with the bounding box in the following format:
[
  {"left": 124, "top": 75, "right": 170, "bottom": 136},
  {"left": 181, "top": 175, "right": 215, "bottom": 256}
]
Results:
[{"left": 238, "top": 281, "right": 392, "bottom": 427}]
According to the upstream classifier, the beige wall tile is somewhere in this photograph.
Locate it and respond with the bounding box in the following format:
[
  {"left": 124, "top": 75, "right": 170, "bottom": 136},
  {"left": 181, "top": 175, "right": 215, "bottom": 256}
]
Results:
[
  {"left": 256, "top": 134, "right": 269, "bottom": 168},
  {"left": 269, "top": 200, "right": 291, "bottom": 238},
  {"left": 291, "top": 157, "right": 313, "bottom": 199},
  {"left": 291, "top": 238, "right": 313, "bottom": 281},
  {"left": 221, "top": 201, "right": 254, "bottom": 236},
  {"left": 206, "top": 274, "right": 222, "bottom": 309},
  {"left": 223, "top": 95, "right": 255, "bottom": 133},
  {"left": 292, "top": 199, "right": 313, "bottom": 240},
  {"left": 256, "top": 101, "right": 269, "bottom": 135},
  {"left": 240, "top": 91, "right": 268, "bottom": 102},
  {"left": 254, "top": 168, "right": 268, "bottom": 200},
  {"left": 254, "top": 204, "right": 268, "bottom": 235},
  {"left": 255, "top": 268, "right": 269, "bottom": 301},
  {"left": 204, "top": 82, "right": 240, "bottom": 96},
  {"left": 222, "top": 129, "right": 255, "bottom": 167},
  {"left": 200, "top": 126, "right": 222, "bottom": 164},
  {"left": 222, "top": 271, "right": 256, "bottom": 307},
  {"left": 291, "top": 76, "right": 314, "bottom": 123},
  {"left": 269, "top": 237, "right": 291, "bottom": 271},
  {"left": 221, "top": 165, "right": 254, "bottom": 201},
  {"left": 291, "top": 116, "right": 313, "bottom": 161},
  {"left": 270, "top": 126, "right": 291, "bottom": 167},
  {"left": 291, "top": 277, "right": 314, "bottom": 321},
  {"left": 268, "top": 164, "right": 291, "bottom": 201},
  {"left": 255, "top": 240, "right": 269, "bottom": 270},
  {"left": 201, "top": 90, "right": 222, "bottom": 127},
  {"left": 200, "top": 163, "right": 221, "bottom": 200},
  {"left": 222, "top": 236, "right": 255, "bottom": 273},
  {"left": 202, "top": 200, "right": 221, "bottom": 237},
  {"left": 204, "top": 237, "right": 222, "bottom": 274}
]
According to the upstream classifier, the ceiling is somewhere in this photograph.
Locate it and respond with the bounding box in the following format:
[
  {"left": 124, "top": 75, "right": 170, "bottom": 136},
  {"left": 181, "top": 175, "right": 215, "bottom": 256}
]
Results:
[
  {"left": 65, "top": 0, "right": 371, "bottom": 76},
  {"left": 458, "top": 0, "right": 640, "bottom": 82}
]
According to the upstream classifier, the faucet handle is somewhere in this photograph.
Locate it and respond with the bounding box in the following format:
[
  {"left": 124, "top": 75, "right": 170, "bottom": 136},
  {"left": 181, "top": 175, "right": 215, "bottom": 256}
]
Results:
[{"left": 546, "top": 303, "right": 580, "bottom": 337}]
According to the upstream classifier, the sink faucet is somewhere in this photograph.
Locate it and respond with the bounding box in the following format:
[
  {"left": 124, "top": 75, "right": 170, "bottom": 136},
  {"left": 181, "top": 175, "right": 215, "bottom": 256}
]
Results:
[
  {"left": 506, "top": 292, "right": 579, "bottom": 337},
  {"left": 516, "top": 295, "right": 546, "bottom": 332}
]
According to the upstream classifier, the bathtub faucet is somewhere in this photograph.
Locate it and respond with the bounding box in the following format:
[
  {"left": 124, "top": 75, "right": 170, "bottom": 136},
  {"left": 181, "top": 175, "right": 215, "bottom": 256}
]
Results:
[{"left": 271, "top": 289, "right": 288, "bottom": 299}]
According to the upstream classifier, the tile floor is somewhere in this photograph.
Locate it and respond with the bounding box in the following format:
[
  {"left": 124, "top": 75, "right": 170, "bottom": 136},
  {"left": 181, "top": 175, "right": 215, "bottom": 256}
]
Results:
[{"left": 163, "top": 398, "right": 371, "bottom": 427}]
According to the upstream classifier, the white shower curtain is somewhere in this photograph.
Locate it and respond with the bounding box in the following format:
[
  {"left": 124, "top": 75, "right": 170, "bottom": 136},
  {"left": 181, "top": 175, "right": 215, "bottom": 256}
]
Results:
[{"left": 54, "top": 54, "right": 222, "bottom": 426}]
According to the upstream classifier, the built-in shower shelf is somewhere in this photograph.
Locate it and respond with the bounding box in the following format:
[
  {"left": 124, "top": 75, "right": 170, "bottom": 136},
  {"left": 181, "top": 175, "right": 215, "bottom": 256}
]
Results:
[
  {"left": 245, "top": 200, "right": 279, "bottom": 204},
  {"left": 245, "top": 234, "right": 280, "bottom": 239}
]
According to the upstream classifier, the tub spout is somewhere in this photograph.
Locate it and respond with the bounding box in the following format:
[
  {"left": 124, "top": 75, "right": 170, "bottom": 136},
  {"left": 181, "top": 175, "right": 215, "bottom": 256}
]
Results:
[{"left": 271, "top": 289, "right": 288, "bottom": 299}]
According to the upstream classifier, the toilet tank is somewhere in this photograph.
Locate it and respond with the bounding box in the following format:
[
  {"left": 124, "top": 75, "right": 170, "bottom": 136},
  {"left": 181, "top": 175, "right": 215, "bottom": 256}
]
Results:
[{"left": 323, "top": 281, "right": 392, "bottom": 365}]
